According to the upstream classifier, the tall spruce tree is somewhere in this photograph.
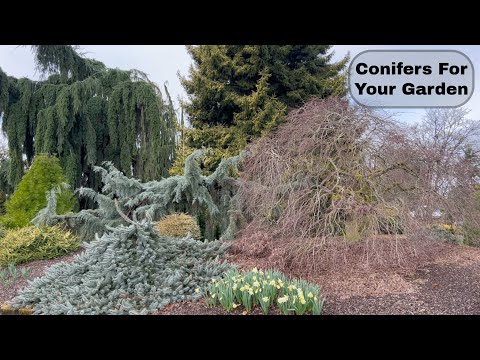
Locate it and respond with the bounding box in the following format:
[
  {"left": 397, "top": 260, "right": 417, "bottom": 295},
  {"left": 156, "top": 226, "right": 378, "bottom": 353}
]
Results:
[
  {"left": 0, "top": 46, "right": 177, "bottom": 200},
  {"left": 173, "top": 45, "right": 348, "bottom": 174}
]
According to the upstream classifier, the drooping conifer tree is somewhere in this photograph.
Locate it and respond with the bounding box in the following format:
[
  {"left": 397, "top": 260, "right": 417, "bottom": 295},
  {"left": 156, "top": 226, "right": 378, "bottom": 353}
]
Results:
[{"left": 0, "top": 46, "right": 177, "bottom": 200}]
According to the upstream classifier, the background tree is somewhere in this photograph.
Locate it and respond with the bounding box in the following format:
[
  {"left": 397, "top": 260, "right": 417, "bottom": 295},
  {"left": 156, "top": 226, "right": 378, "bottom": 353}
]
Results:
[
  {"left": 172, "top": 45, "right": 348, "bottom": 174},
  {"left": 0, "top": 144, "right": 12, "bottom": 215},
  {"left": 1, "top": 154, "right": 76, "bottom": 228},
  {"left": 374, "top": 108, "right": 480, "bottom": 245},
  {"left": 0, "top": 46, "right": 177, "bottom": 203}
]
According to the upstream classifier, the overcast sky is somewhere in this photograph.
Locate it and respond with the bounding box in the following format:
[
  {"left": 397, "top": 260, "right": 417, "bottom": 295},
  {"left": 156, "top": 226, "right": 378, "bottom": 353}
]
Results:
[{"left": 1, "top": 45, "right": 479, "bottom": 124}]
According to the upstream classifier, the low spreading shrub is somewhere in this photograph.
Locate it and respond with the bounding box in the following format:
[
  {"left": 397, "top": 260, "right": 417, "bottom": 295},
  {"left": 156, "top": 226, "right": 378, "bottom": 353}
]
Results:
[
  {"left": 155, "top": 213, "right": 202, "bottom": 240},
  {"left": 461, "top": 224, "right": 480, "bottom": 247},
  {"left": 430, "top": 224, "right": 464, "bottom": 245},
  {"left": 198, "top": 268, "right": 324, "bottom": 315},
  {"left": 12, "top": 223, "right": 230, "bottom": 314},
  {"left": 0, "top": 225, "right": 79, "bottom": 266}
]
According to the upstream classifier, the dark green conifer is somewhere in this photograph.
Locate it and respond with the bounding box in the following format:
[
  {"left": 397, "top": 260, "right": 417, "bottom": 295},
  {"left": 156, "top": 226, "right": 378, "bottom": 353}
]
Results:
[
  {"left": 175, "top": 45, "right": 348, "bottom": 173},
  {"left": 0, "top": 46, "right": 177, "bottom": 196}
]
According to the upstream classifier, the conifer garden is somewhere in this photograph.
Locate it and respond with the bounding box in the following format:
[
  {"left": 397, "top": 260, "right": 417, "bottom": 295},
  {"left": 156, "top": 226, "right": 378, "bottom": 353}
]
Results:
[{"left": 1, "top": 45, "right": 480, "bottom": 315}]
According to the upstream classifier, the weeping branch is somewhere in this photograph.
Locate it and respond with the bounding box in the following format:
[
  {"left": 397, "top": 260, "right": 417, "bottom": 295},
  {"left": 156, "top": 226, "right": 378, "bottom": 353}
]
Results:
[{"left": 0, "top": 46, "right": 177, "bottom": 199}]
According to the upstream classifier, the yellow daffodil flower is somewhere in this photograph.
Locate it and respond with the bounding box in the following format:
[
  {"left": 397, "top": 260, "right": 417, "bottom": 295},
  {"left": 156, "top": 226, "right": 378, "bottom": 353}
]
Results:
[
  {"left": 308, "top": 292, "right": 314, "bottom": 299},
  {"left": 240, "top": 286, "right": 245, "bottom": 292},
  {"left": 269, "top": 280, "right": 276, "bottom": 286},
  {"left": 267, "top": 275, "right": 271, "bottom": 280},
  {"left": 262, "top": 297, "right": 269, "bottom": 303},
  {"left": 278, "top": 295, "right": 289, "bottom": 304},
  {"left": 232, "top": 284, "right": 237, "bottom": 290},
  {"left": 300, "top": 299, "right": 306, "bottom": 305},
  {"left": 211, "top": 294, "right": 216, "bottom": 298},
  {"left": 248, "top": 289, "right": 254, "bottom": 295},
  {"left": 252, "top": 268, "right": 258, "bottom": 273},
  {"left": 253, "top": 281, "right": 260, "bottom": 287},
  {"left": 314, "top": 296, "right": 318, "bottom": 301},
  {"left": 195, "top": 288, "right": 200, "bottom": 293},
  {"left": 263, "top": 280, "right": 267, "bottom": 285},
  {"left": 232, "top": 303, "right": 238, "bottom": 309}
]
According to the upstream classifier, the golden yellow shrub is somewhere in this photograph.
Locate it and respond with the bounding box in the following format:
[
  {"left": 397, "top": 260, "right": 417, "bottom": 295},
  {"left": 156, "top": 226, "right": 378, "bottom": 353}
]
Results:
[{"left": 155, "top": 213, "right": 201, "bottom": 240}]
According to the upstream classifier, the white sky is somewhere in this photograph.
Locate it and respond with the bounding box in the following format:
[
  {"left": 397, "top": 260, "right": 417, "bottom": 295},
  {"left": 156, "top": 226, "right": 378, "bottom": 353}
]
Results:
[{"left": 1, "top": 45, "right": 479, "bottom": 124}]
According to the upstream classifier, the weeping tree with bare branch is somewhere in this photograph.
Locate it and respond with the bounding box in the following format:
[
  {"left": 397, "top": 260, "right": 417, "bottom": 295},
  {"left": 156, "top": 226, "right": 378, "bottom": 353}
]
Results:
[{"left": 231, "top": 98, "right": 422, "bottom": 273}]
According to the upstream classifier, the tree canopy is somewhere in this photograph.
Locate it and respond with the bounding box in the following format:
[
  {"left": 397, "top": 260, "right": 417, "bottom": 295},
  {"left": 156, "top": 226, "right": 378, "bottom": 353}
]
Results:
[
  {"left": 173, "top": 45, "right": 348, "bottom": 174},
  {"left": 0, "top": 46, "right": 177, "bottom": 198}
]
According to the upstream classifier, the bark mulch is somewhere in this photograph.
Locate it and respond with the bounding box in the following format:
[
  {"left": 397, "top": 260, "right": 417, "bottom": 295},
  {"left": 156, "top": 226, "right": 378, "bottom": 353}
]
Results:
[
  {"left": 323, "top": 261, "right": 480, "bottom": 315},
  {"left": 0, "top": 249, "right": 83, "bottom": 304},
  {"left": 154, "top": 300, "right": 282, "bottom": 315}
]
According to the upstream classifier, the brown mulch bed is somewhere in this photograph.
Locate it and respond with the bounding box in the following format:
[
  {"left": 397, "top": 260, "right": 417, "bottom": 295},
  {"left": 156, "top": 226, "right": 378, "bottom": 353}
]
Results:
[
  {"left": 154, "top": 300, "right": 282, "bottom": 315},
  {"left": 323, "top": 261, "right": 480, "bottom": 315},
  {"left": 0, "top": 249, "right": 83, "bottom": 304},
  {"left": 2, "top": 240, "right": 480, "bottom": 315},
  {"left": 158, "top": 242, "right": 480, "bottom": 315}
]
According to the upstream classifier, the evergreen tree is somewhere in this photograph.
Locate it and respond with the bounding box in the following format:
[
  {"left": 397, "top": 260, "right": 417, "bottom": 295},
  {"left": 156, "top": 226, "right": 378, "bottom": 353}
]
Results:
[
  {"left": 1, "top": 154, "right": 76, "bottom": 228},
  {"left": 0, "top": 146, "right": 12, "bottom": 214},
  {"left": 0, "top": 46, "right": 177, "bottom": 199},
  {"left": 176, "top": 45, "right": 348, "bottom": 173},
  {"left": 12, "top": 151, "right": 240, "bottom": 315},
  {"left": 33, "top": 150, "right": 241, "bottom": 242}
]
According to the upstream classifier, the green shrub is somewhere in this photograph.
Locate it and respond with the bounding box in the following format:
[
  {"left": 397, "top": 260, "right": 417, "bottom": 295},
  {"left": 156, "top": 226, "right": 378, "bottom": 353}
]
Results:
[
  {"left": 0, "top": 225, "right": 7, "bottom": 239},
  {"left": 430, "top": 224, "right": 464, "bottom": 245},
  {"left": 198, "top": 268, "right": 324, "bottom": 315},
  {"left": 0, "top": 154, "right": 77, "bottom": 229},
  {"left": 0, "top": 225, "right": 79, "bottom": 266},
  {"left": 155, "top": 213, "right": 202, "bottom": 240}
]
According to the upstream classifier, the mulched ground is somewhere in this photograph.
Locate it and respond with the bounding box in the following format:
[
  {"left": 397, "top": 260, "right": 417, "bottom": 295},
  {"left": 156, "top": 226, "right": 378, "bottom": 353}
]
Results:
[
  {"left": 323, "top": 262, "right": 480, "bottom": 315},
  {"left": 0, "top": 249, "right": 83, "bottom": 304},
  {"left": 158, "top": 243, "right": 480, "bottom": 315},
  {"left": 154, "top": 301, "right": 282, "bottom": 315},
  {"left": 2, "top": 242, "right": 480, "bottom": 315}
]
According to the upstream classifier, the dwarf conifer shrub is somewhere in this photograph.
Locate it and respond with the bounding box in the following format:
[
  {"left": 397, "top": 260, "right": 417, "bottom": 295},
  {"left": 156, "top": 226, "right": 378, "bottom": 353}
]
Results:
[
  {"left": 12, "top": 221, "right": 231, "bottom": 314},
  {"left": 0, "top": 225, "right": 79, "bottom": 266},
  {"left": 11, "top": 151, "right": 238, "bottom": 314},
  {"left": 0, "top": 155, "right": 76, "bottom": 228},
  {"left": 155, "top": 213, "right": 201, "bottom": 240}
]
